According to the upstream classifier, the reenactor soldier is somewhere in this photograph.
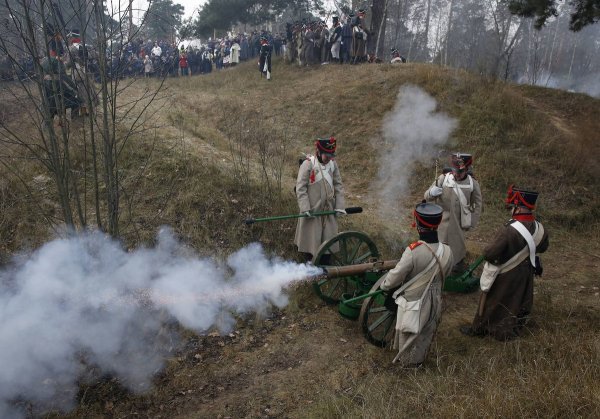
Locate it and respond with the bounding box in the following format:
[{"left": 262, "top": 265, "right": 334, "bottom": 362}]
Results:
[
  {"left": 301, "top": 24, "right": 316, "bottom": 66},
  {"left": 340, "top": 16, "right": 354, "bottom": 64},
  {"left": 461, "top": 186, "right": 549, "bottom": 340},
  {"left": 352, "top": 9, "right": 368, "bottom": 64},
  {"left": 294, "top": 137, "right": 345, "bottom": 264},
  {"left": 41, "top": 26, "right": 81, "bottom": 122},
  {"left": 424, "top": 153, "right": 483, "bottom": 273},
  {"left": 390, "top": 48, "right": 407, "bottom": 64},
  {"left": 318, "top": 21, "right": 330, "bottom": 63},
  {"left": 380, "top": 202, "right": 454, "bottom": 366},
  {"left": 258, "top": 35, "right": 273, "bottom": 80},
  {"left": 329, "top": 16, "right": 342, "bottom": 63}
]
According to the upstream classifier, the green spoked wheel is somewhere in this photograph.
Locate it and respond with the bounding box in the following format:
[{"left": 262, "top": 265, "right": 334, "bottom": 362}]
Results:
[
  {"left": 359, "top": 276, "right": 397, "bottom": 348},
  {"left": 312, "top": 231, "right": 380, "bottom": 305}
]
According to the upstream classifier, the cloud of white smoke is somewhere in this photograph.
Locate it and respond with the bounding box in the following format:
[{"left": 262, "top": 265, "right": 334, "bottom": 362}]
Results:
[
  {"left": 0, "top": 228, "right": 321, "bottom": 417},
  {"left": 372, "top": 84, "right": 457, "bottom": 219}
]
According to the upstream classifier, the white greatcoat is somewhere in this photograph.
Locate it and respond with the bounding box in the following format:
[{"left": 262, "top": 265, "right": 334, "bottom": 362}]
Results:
[
  {"left": 424, "top": 173, "right": 482, "bottom": 262},
  {"left": 294, "top": 155, "right": 345, "bottom": 257},
  {"left": 380, "top": 241, "right": 453, "bottom": 365}
]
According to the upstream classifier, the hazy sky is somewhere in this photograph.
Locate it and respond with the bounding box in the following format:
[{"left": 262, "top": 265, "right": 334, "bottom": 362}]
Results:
[{"left": 134, "top": 0, "right": 337, "bottom": 20}]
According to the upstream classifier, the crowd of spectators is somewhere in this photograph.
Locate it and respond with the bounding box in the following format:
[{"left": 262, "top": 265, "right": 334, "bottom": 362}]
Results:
[
  {"left": 0, "top": 30, "right": 286, "bottom": 82},
  {"left": 104, "top": 31, "right": 286, "bottom": 79}
]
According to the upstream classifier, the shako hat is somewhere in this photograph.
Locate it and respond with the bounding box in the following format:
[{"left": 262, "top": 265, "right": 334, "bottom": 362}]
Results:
[
  {"left": 414, "top": 202, "right": 443, "bottom": 229},
  {"left": 451, "top": 152, "right": 473, "bottom": 170},
  {"left": 505, "top": 185, "right": 538, "bottom": 209},
  {"left": 316, "top": 136, "right": 336, "bottom": 155}
]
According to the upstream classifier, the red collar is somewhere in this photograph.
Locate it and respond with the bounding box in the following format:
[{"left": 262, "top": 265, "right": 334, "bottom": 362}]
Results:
[{"left": 513, "top": 213, "right": 535, "bottom": 222}]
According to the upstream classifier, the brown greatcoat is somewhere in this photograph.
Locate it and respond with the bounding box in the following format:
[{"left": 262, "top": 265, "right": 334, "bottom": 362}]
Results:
[
  {"left": 380, "top": 241, "right": 454, "bottom": 366},
  {"left": 294, "top": 156, "right": 345, "bottom": 257},
  {"left": 424, "top": 173, "right": 482, "bottom": 263},
  {"left": 472, "top": 219, "right": 549, "bottom": 340}
]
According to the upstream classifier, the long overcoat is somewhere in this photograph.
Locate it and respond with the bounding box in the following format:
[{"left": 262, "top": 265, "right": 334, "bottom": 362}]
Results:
[
  {"left": 380, "top": 241, "right": 454, "bottom": 365},
  {"left": 424, "top": 173, "right": 482, "bottom": 262},
  {"left": 473, "top": 219, "right": 549, "bottom": 340},
  {"left": 294, "top": 157, "right": 345, "bottom": 256}
]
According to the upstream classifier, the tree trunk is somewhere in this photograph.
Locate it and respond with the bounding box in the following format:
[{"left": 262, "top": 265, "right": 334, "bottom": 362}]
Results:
[
  {"left": 422, "top": 0, "right": 432, "bottom": 60},
  {"left": 444, "top": 0, "right": 454, "bottom": 66},
  {"left": 372, "top": 0, "right": 390, "bottom": 58}
]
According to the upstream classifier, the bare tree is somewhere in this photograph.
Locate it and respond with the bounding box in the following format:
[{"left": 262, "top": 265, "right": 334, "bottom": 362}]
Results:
[{"left": 0, "top": 0, "right": 169, "bottom": 238}]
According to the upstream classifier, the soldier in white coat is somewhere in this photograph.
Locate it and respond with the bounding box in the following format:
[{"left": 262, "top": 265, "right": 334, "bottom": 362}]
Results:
[
  {"left": 380, "top": 202, "right": 454, "bottom": 366},
  {"left": 294, "top": 137, "right": 345, "bottom": 264},
  {"left": 424, "top": 153, "right": 482, "bottom": 272}
]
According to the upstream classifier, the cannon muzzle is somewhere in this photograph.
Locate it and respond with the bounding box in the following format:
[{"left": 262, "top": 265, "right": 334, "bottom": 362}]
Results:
[{"left": 322, "top": 259, "right": 399, "bottom": 278}]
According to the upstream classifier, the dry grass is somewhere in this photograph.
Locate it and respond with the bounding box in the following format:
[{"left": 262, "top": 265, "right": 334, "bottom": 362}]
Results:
[{"left": 1, "top": 58, "right": 599, "bottom": 418}]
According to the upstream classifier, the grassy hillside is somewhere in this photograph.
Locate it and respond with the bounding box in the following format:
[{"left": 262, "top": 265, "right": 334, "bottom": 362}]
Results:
[{"left": 2, "top": 58, "right": 599, "bottom": 418}]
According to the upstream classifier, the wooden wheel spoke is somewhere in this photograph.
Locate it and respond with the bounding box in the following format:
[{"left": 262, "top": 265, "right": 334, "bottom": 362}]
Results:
[
  {"left": 382, "top": 315, "right": 394, "bottom": 338},
  {"left": 347, "top": 239, "right": 362, "bottom": 263},
  {"left": 325, "top": 278, "right": 342, "bottom": 297},
  {"left": 317, "top": 278, "right": 330, "bottom": 286},
  {"left": 368, "top": 306, "right": 389, "bottom": 314},
  {"left": 354, "top": 250, "right": 373, "bottom": 263},
  {"left": 368, "top": 311, "right": 393, "bottom": 332},
  {"left": 339, "top": 238, "right": 349, "bottom": 264},
  {"left": 329, "top": 252, "right": 344, "bottom": 266}
]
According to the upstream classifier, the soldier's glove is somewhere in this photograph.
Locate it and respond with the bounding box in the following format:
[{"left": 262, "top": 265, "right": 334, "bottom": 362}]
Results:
[
  {"left": 335, "top": 209, "right": 347, "bottom": 216},
  {"left": 429, "top": 186, "right": 443, "bottom": 197},
  {"left": 303, "top": 211, "right": 314, "bottom": 218}
]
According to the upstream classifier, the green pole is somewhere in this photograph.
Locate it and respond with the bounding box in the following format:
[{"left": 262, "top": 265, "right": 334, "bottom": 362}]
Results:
[{"left": 244, "top": 207, "right": 363, "bottom": 225}]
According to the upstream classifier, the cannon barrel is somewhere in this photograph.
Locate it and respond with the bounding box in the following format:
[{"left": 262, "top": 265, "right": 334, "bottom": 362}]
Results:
[{"left": 322, "top": 259, "right": 399, "bottom": 279}]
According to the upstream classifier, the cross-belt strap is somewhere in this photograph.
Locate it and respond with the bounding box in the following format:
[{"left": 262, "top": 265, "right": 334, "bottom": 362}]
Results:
[
  {"left": 510, "top": 221, "right": 539, "bottom": 266},
  {"left": 309, "top": 155, "right": 334, "bottom": 189},
  {"left": 392, "top": 243, "right": 445, "bottom": 299},
  {"left": 443, "top": 173, "right": 473, "bottom": 214}
]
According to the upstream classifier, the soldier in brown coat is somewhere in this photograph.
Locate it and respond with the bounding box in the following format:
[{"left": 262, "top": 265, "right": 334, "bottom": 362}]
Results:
[
  {"left": 380, "top": 202, "right": 454, "bottom": 366},
  {"left": 461, "top": 186, "right": 549, "bottom": 341},
  {"left": 294, "top": 137, "right": 345, "bottom": 264}
]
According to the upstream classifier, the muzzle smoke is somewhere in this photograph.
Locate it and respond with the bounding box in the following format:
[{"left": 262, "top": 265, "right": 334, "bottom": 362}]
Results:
[
  {"left": 373, "top": 84, "right": 457, "bottom": 219},
  {"left": 0, "top": 228, "right": 321, "bottom": 417}
]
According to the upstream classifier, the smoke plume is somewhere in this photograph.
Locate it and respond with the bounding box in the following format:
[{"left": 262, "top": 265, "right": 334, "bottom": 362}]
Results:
[
  {"left": 0, "top": 229, "right": 321, "bottom": 417},
  {"left": 373, "top": 84, "right": 457, "bottom": 219}
]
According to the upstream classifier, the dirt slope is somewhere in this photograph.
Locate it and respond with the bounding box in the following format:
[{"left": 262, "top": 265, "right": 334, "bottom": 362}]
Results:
[{"left": 28, "top": 59, "right": 600, "bottom": 418}]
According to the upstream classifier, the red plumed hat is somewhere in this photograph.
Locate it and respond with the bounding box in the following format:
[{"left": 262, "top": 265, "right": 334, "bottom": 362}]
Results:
[
  {"left": 316, "top": 136, "right": 336, "bottom": 155},
  {"left": 506, "top": 185, "right": 538, "bottom": 209}
]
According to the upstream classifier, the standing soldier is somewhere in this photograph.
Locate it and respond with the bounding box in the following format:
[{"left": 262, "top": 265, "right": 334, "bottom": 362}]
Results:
[
  {"left": 424, "top": 153, "right": 483, "bottom": 273},
  {"left": 380, "top": 202, "right": 454, "bottom": 366},
  {"left": 340, "top": 16, "right": 353, "bottom": 64},
  {"left": 302, "top": 24, "right": 316, "bottom": 66},
  {"left": 294, "top": 137, "right": 345, "bottom": 264},
  {"left": 318, "top": 21, "right": 330, "bottom": 64},
  {"left": 41, "top": 44, "right": 81, "bottom": 122},
  {"left": 258, "top": 35, "right": 273, "bottom": 80},
  {"left": 461, "top": 186, "right": 549, "bottom": 340},
  {"left": 329, "top": 16, "right": 342, "bottom": 63},
  {"left": 352, "top": 9, "right": 368, "bottom": 64}
]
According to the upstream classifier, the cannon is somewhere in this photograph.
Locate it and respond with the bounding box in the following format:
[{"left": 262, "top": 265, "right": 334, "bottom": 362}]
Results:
[
  {"left": 243, "top": 210, "right": 483, "bottom": 348},
  {"left": 311, "top": 231, "right": 484, "bottom": 348}
]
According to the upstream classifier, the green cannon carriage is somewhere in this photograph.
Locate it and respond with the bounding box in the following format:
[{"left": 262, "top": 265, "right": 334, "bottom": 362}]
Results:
[
  {"left": 311, "top": 231, "right": 484, "bottom": 348},
  {"left": 244, "top": 210, "right": 483, "bottom": 348}
]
